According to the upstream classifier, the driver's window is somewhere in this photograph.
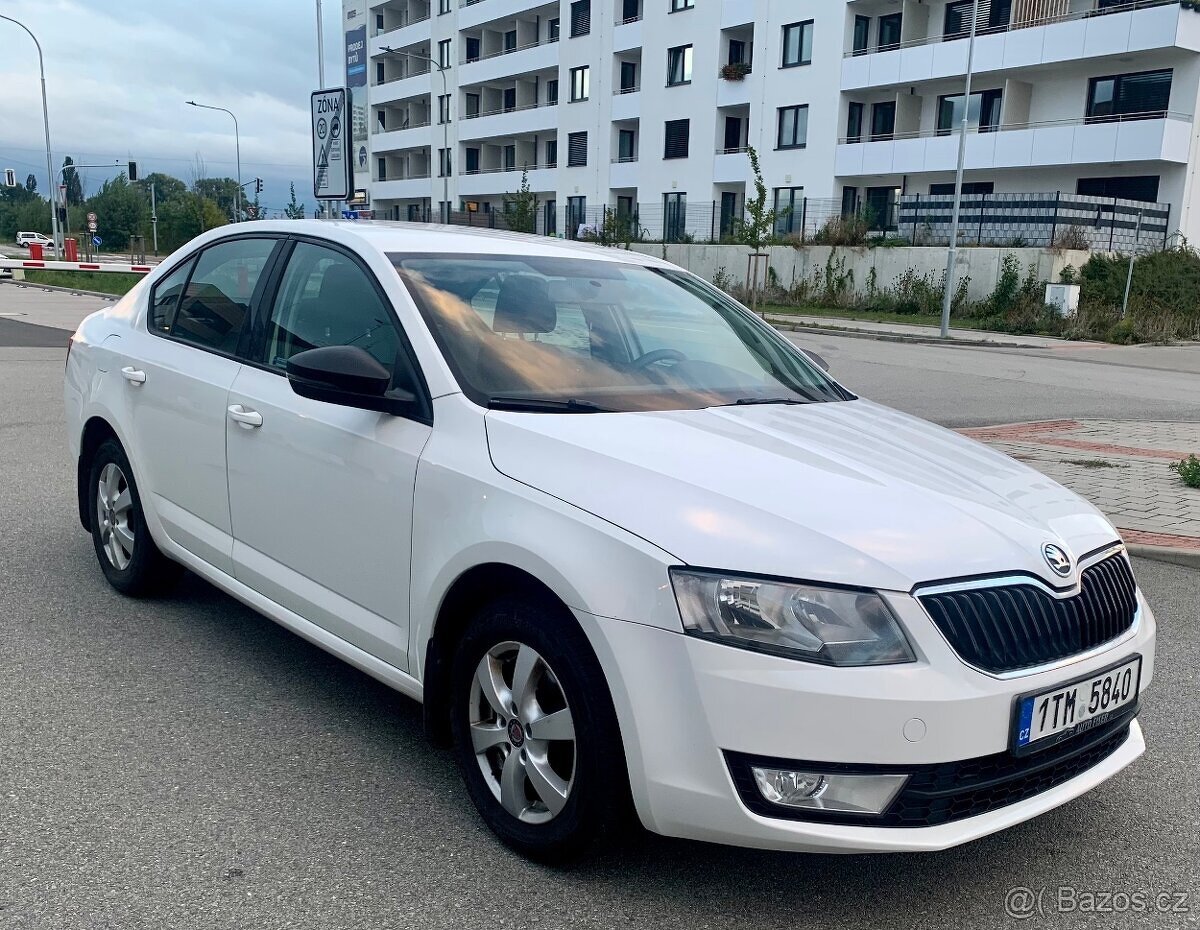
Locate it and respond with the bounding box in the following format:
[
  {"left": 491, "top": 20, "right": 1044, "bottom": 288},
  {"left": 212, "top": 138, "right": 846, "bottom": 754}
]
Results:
[{"left": 261, "top": 242, "right": 400, "bottom": 373}]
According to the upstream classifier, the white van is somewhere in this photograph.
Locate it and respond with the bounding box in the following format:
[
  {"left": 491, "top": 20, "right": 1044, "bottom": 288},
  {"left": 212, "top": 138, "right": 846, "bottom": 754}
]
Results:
[{"left": 16, "top": 231, "right": 55, "bottom": 251}]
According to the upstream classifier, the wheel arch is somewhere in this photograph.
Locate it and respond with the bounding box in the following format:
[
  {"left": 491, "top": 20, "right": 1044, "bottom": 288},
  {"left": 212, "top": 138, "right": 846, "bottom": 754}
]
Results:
[{"left": 76, "top": 416, "right": 122, "bottom": 531}]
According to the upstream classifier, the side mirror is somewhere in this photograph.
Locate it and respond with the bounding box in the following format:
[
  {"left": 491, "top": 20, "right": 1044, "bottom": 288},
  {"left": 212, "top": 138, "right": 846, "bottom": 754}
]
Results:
[
  {"left": 286, "top": 345, "right": 416, "bottom": 415},
  {"left": 801, "top": 348, "right": 830, "bottom": 372}
]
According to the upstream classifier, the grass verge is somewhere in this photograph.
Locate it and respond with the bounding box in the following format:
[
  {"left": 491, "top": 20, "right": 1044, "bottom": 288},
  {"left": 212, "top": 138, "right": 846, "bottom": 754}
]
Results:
[
  {"left": 19, "top": 270, "right": 144, "bottom": 297},
  {"left": 763, "top": 306, "right": 997, "bottom": 332}
]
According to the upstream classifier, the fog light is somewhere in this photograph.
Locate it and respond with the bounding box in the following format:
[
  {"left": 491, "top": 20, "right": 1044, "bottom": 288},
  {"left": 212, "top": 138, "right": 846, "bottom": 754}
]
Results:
[{"left": 751, "top": 767, "right": 909, "bottom": 815}]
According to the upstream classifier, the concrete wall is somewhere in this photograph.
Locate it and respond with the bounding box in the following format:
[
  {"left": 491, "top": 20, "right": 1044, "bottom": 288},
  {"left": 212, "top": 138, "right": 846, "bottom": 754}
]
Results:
[{"left": 628, "top": 243, "right": 1091, "bottom": 302}]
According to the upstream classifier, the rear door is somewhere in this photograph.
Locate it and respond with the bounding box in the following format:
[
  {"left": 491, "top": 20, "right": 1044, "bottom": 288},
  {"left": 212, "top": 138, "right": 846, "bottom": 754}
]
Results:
[
  {"left": 120, "top": 236, "right": 281, "bottom": 574},
  {"left": 224, "top": 238, "right": 432, "bottom": 672}
]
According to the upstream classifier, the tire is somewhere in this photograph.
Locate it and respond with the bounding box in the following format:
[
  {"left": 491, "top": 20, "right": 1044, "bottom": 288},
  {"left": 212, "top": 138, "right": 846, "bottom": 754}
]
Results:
[
  {"left": 450, "top": 594, "right": 633, "bottom": 861},
  {"left": 87, "top": 438, "right": 181, "bottom": 596}
]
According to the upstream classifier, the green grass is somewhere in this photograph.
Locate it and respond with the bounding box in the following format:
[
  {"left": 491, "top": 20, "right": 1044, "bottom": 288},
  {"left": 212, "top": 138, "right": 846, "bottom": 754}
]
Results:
[
  {"left": 20, "top": 270, "right": 144, "bottom": 296},
  {"left": 762, "top": 305, "right": 997, "bottom": 332},
  {"left": 1171, "top": 455, "right": 1200, "bottom": 489}
]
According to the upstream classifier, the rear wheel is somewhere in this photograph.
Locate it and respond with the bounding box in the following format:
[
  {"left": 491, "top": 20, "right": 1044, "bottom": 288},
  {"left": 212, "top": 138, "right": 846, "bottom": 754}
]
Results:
[
  {"left": 450, "top": 595, "right": 632, "bottom": 860},
  {"left": 88, "top": 439, "right": 180, "bottom": 596}
]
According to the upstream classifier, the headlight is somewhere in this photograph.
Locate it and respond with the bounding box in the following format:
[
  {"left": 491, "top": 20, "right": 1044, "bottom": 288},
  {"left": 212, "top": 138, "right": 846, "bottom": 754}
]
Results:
[{"left": 670, "top": 570, "right": 915, "bottom": 666}]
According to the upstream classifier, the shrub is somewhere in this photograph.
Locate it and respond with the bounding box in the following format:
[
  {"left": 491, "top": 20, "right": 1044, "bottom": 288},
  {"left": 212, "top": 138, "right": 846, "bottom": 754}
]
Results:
[
  {"left": 1077, "top": 244, "right": 1200, "bottom": 342},
  {"left": 811, "top": 212, "right": 871, "bottom": 246},
  {"left": 1170, "top": 455, "right": 1200, "bottom": 489},
  {"left": 1052, "top": 225, "right": 1090, "bottom": 251}
]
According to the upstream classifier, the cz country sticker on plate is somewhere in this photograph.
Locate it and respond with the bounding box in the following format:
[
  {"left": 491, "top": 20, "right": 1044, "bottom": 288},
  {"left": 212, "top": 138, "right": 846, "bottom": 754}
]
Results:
[{"left": 1012, "top": 656, "right": 1142, "bottom": 756}]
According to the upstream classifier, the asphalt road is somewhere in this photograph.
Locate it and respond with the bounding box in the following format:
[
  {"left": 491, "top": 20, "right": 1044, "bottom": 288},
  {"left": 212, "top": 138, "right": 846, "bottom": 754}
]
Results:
[{"left": 1, "top": 287, "right": 1198, "bottom": 929}]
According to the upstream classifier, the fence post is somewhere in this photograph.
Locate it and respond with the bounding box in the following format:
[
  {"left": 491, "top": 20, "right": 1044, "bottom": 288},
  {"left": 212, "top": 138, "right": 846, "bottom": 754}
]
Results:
[
  {"left": 1108, "top": 196, "right": 1118, "bottom": 251},
  {"left": 1049, "top": 192, "right": 1060, "bottom": 247},
  {"left": 977, "top": 192, "right": 987, "bottom": 244},
  {"left": 912, "top": 193, "right": 920, "bottom": 245},
  {"left": 799, "top": 197, "right": 808, "bottom": 243}
]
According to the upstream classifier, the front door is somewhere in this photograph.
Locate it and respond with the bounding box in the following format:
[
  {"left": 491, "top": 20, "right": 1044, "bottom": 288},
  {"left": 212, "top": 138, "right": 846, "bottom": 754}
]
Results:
[
  {"left": 122, "top": 236, "right": 279, "bottom": 575},
  {"left": 225, "top": 239, "right": 431, "bottom": 671}
]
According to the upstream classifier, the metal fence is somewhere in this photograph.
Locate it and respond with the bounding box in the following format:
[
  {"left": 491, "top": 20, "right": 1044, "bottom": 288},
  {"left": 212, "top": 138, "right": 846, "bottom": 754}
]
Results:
[{"left": 897, "top": 192, "right": 1171, "bottom": 251}]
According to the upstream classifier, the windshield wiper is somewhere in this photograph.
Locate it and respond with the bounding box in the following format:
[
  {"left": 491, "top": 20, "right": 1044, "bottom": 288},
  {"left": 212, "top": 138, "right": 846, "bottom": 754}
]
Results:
[
  {"left": 731, "top": 397, "right": 810, "bottom": 407},
  {"left": 488, "top": 396, "right": 614, "bottom": 414}
]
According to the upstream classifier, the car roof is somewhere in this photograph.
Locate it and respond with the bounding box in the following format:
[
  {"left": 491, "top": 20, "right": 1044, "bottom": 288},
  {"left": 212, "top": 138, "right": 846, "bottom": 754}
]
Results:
[{"left": 204, "top": 219, "right": 673, "bottom": 268}]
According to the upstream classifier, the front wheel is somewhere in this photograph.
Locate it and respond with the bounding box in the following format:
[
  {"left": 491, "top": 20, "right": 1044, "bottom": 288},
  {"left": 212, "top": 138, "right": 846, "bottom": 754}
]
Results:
[{"left": 450, "top": 596, "right": 632, "bottom": 860}]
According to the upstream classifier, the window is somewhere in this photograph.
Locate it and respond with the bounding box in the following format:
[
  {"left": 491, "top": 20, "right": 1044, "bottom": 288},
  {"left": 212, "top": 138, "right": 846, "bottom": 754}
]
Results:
[
  {"left": 618, "top": 195, "right": 635, "bottom": 217},
  {"left": 438, "top": 94, "right": 451, "bottom": 124},
  {"left": 465, "top": 148, "right": 480, "bottom": 173},
  {"left": 620, "top": 61, "right": 638, "bottom": 91},
  {"left": 1076, "top": 175, "right": 1161, "bottom": 202},
  {"left": 544, "top": 199, "right": 557, "bottom": 235},
  {"left": 546, "top": 79, "right": 559, "bottom": 104},
  {"left": 439, "top": 0, "right": 450, "bottom": 12},
  {"left": 663, "top": 192, "right": 687, "bottom": 240},
  {"left": 944, "top": 0, "right": 977, "bottom": 38},
  {"left": 937, "top": 89, "right": 1003, "bottom": 134},
  {"left": 1087, "top": 69, "right": 1172, "bottom": 122},
  {"left": 621, "top": 0, "right": 640, "bottom": 22},
  {"left": 377, "top": 157, "right": 387, "bottom": 180},
  {"left": 664, "top": 119, "right": 689, "bottom": 159},
  {"left": 548, "top": 17, "right": 560, "bottom": 40},
  {"left": 878, "top": 13, "right": 902, "bottom": 50},
  {"left": 570, "top": 0, "right": 590, "bottom": 37},
  {"left": 149, "top": 258, "right": 195, "bottom": 334},
  {"left": 377, "top": 109, "right": 386, "bottom": 130},
  {"left": 728, "top": 39, "right": 746, "bottom": 66},
  {"left": 503, "top": 145, "right": 517, "bottom": 170},
  {"left": 465, "top": 36, "right": 481, "bottom": 62},
  {"left": 437, "top": 39, "right": 451, "bottom": 68},
  {"left": 670, "top": 0, "right": 694, "bottom": 10},
  {"left": 438, "top": 147, "right": 452, "bottom": 177},
  {"left": 773, "top": 187, "right": 803, "bottom": 236},
  {"left": 545, "top": 139, "right": 558, "bottom": 166},
  {"left": 260, "top": 242, "right": 400, "bottom": 375},
  {"left": 929, "top": 182, "right": 995, "bottom": 196},
  {"left": 570, "top": 65, "right": 590, "bottom": 101},
  {"left": 618, "top": 129, "right": 637, "bottom": 161},
  {"left": 566, "top": 196, "right": 587, "bottom": 237},
  {"left": 567, "top": 131, "right": 588, "bottom": 167},
  {"left": 504, "top": 29, "right": 517, "bottom": 52},
  {"left": 503, "top": 87, "right": 517, "bottom": 111},
  {"left": 846, "top": 101, "right": 864, "bottom": 143},
  {"left": 853, "top": 16, "right": 870, "bottom": 53},
  {"left": 841, "top": 186, "right": 859, "bottom": 217},
  {"left": 465, "top": 93, "right": 480, "bottom": 117},
  {"left": 375, "top": 12, "right": 384, "bottom": 32},
  {"left": 170, "top": 239, "right": 276, "bottom": 353},
  {"left": 781, "top": 21, "right": 813, "bottom": 68},
  {"left": 865, "top": 186, "right": 900, "bottom": 231},
  {"left": 667, "top": 45, "right": 693, "bottom": 86},
  {"left": 723, "top": 116, "right": 742, "bottom": 151},
  {"left": 375, "top": 61, "right": 385, "bottom": 84},
  {"left": 776, "top": 105, "right": 808, "bottom": 149},
  {"left": 870, "top": 101, "right": 896, "bottom": 141}
]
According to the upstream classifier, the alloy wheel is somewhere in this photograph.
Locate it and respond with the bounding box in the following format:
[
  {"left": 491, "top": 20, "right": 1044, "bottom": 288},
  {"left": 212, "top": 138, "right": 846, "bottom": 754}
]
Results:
[
  {"left": 96, "top": 462, "right": 135, "bottom": 571},
  {"left": 469, "top": 641, "right": 577, "bottom": 824}
]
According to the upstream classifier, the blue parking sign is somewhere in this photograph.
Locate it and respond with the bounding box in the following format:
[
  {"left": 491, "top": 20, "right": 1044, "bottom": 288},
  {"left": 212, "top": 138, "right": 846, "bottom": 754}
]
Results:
[{"left": 92, "top": 235, "right": 102, "bottom": 247}]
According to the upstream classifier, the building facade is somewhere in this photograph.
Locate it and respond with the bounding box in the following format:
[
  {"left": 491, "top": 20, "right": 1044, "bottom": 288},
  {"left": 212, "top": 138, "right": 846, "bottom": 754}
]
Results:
[{"left": 344, "top": 0, "right": 1200, "bottom": 243}]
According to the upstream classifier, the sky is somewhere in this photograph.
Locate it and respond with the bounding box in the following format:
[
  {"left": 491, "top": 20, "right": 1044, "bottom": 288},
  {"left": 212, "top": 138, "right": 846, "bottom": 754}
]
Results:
[{"left": 0, "top": 0, "right": 344, "bottom": 216}]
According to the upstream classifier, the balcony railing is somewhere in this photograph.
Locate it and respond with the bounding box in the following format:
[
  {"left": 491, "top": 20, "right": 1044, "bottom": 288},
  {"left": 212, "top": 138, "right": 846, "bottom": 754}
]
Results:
[
  {"left": 374, "top": 171, "right": 433, "bottom": 182},
  {"left": 615, "top": 12, "right": 642, "bottom": 25},
  {"left": 844, "top": 0, "right": 1178, "bottom": 57},
  {"left": 374, "top": 11, "right": 431, "bottom": 36},
  {"left": 462, "top": 163, "right": 550, "bottom": 175},
  {"left": 716, "top": 146, "right": 749, "bottom": 155},
  {"left": 614, "top": 84, "right": 641, "bottom": 95},
  {"left": 838, "top": 109, "right": 1190, "bottom": 144},
  {"left": 460, "top": 34, "right": 559, "bottom": 65},
  {"left": 461, "top": 99, "right": 558, "bottom": 119},
  {"left": 611, "top": 154, "right": 639, "bottom": 163},
  {"left": 372, "top": 118, "right": 432, "bottom": 133},
  {"left": 376, "top": 64, "right": 432, "bottom": 86}
]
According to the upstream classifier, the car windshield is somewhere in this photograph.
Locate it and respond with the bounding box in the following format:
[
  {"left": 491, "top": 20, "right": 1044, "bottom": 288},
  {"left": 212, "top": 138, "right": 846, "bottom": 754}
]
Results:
[{"left": 391, "top": 253, "right": 851, "bottom": 412}]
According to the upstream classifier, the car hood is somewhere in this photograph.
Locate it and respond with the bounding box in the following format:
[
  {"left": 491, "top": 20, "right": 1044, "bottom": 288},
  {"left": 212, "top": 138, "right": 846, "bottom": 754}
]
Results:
[{"left": 484, "top": 399, "right": 1119, "bottom": 592}]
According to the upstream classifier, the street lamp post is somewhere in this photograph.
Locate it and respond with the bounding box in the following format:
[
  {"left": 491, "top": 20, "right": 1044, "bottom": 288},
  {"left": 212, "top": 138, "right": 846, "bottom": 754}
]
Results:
[
  {"left": 1, "top": 14, "right": 63, "bottom": 254},
  {"left": 185, "top": 100, "right": 243, "bottom": 221},
  {"left": 381, "top": 46, "right": 450, "bottom": 223},
  {"left": 939, "top": 0, "right": 981, "bottom": 339}
]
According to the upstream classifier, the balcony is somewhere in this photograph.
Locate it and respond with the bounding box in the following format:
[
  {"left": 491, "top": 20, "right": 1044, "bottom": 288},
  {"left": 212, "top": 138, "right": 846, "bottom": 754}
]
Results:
[
  {"left": 716, "top": 74, "right": 751, "bottom": 108},
  {"left": 841, "top": 0, "right": 1200, "bottom": 91},
  {"left": 372, "top": 121, "right": 433, "bottom": 153},
  {"left": 373, "top": 69, "right": 433, "bottom": 105},
  {"left": 457, "top": 164, "right": 557, "bottom": 196},
  {"left": 713, "top": 148, "right": 751, "bottom": 184},
  {"left": 835, "top": 112, "right": 1193, "bottom": 177},
  {"left": 609, "top": 156, "right": 639, "bottom": 189},
  {"left": 373, "top": 174, "right": 433, "bottom": 200},
  {"left": 368, "top": 15, "right": 431, "bottom": 58},
  {"left": 458, "top": 0, "right": 553, "bottom": 31},
  {"left": 613, "top": 16, "right": 643, "bottom": 52},
  {"left": 459, "top": 36, "right": 559, "bottom": 84},
  {"left": 458, "top": 101, "right": 559, "bottom": 141},
  {"left": 611, "top": 86, "right": 641, "bottom": 121}
]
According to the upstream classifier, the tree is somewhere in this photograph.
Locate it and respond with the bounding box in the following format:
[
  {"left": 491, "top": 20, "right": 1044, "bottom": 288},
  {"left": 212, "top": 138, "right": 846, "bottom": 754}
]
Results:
[
  {"left": 25, "top": 174, "right": 37, "bottom": 194},
  {"left": 193, "top": 177, "right": 242, "bottom": 221},
  {"left": 502, "top": 169, "right": 537, "bottom": 234},
  {"left": 284, "top": 182, "right": 306, "bottom": 219},
  {"left": 733, "top": 146, "right": 785, "bottom": 314},
  {"left": 87, "top": 174, "right": 150, "bottom": 250},
  {"left": 62, "top": 156, "right": 84, "bottom": 205},
  {"left": 136, "top": 172, "right": 187, "bottom": 203},
  {"left": 157, "top": 191, "right": 227, "bottom": 251}
]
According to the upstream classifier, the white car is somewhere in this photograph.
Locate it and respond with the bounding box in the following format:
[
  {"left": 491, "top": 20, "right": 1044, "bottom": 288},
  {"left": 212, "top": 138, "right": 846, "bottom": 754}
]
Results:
[
  {"left": 64, "top": 221, "right": 1155, "bottom": 858},
  {"left": 16, "top": 231, "right": 56, "bottom": 252}
]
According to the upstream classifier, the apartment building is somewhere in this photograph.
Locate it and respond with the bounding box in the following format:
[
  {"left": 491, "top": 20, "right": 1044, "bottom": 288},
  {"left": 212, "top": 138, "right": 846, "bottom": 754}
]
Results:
[{"left": 344, "top": 0, "right": 1200, "bottom": 241}]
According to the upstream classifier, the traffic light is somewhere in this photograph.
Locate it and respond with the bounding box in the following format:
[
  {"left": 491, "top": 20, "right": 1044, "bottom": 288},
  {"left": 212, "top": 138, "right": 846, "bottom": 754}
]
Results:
[
  {"left": 254, "top": 177, "right": 263, "bottom": 195},
  {"left": 127, "top": 161, "right": 138, "bottom": 182}
]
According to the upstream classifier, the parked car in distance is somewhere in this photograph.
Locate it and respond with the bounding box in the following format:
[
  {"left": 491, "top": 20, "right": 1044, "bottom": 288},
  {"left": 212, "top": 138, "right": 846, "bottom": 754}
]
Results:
[
  {"left": 16, "top": 231, "right": 55, "bottom": 250},
  {"left": 64, "top": 221, "right": 1156, "bottom": 859}
]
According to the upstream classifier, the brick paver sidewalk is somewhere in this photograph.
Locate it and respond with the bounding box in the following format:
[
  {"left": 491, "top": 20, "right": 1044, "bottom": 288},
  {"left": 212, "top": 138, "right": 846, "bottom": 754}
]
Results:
[{"left": 959, "top": 419, "right": 1200, "bottom": 553}]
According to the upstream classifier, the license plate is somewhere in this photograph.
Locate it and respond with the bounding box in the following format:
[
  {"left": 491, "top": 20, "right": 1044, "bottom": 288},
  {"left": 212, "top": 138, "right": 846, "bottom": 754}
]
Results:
[{"left": 1012, "top": 656, "right": 1142, "bottom": 755}]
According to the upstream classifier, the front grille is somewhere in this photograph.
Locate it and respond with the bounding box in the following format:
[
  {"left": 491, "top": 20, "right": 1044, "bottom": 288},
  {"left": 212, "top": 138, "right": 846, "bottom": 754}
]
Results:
[
  {"left": 917, "top": 552, "right": 1137, "bottom": 674},
  {"left": 726, "top": 715, "right": 1133, "bottom": 828}
]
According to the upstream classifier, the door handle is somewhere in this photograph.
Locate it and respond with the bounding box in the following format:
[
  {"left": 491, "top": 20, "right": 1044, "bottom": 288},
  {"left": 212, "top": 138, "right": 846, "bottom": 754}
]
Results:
[
  {"left": 121, "top": 366, "right": 146, "bottom": 384},
  {"left": 227, "top": 404, "right": 263, "bottom": 429}
]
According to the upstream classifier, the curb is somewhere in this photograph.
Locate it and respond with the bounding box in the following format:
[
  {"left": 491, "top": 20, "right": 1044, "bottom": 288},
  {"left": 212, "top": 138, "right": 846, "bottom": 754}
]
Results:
[
  {"left": 1, "top": 280, "right": 120, "bottom": 301},
  {"left": 1125, "top": 543, "right": 1200, "bottom": 570},
  {"left": 766, "top": 317, "right": 1043, "bottom": 349}
]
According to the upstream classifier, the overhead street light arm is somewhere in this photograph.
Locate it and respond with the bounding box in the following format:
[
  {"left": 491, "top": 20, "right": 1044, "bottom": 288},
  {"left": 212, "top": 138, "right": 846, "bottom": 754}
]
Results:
[{"left": 185, "top": 99, "right": 244, "bottom": 221}]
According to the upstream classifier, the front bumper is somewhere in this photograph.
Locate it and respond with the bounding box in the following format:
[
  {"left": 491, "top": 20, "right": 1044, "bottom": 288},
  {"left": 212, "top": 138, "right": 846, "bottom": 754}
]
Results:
[{"left": 575, "top": 590, "right": 1156, "bottom": 853}]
